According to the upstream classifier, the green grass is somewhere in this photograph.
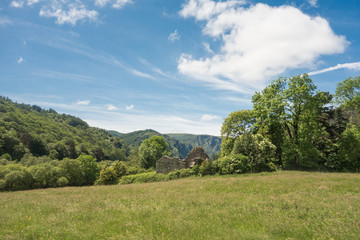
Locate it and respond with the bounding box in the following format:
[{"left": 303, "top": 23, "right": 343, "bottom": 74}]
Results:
[{"left": 1, "top": 171, "right": 360, "bottom": 239}]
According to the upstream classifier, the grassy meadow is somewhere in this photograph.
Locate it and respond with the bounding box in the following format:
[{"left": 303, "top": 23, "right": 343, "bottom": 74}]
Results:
[{"left": 1, "top": 171, "right": 360, "bottom": 239}]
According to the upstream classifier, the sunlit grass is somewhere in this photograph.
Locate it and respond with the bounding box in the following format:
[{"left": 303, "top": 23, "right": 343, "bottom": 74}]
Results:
[{"left": 1, "top": 171, "right": 360, "bottom": 239}]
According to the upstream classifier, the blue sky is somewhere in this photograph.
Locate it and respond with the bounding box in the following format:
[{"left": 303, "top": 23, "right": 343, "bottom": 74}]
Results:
[{"left": 0, "top": 0, "right": 359, "bottom": 136}]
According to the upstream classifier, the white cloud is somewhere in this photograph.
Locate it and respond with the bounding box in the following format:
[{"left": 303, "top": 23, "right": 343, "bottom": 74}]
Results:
[
  {"left": 94, "top": 0, "right": 132, "bottom": 9},
  {"left": 17, "top": 56, "right": 24, "bottom": 64},
  {"left": 168, "top": 29, "right": 180, "bottom": 42},
  {"left": 10, "top": 1, "right": 24, "bottom": 8},
  {"left": 307, "top": 0, "right": 318, "bottom": 7},
  {"left": 308, "top": 62, "right": 360, "bottom": 76},
  {"left": 107, "top": 104, "right": 118, "bottom": 110},
  {"left": 203, "top": 42, "right": 213, "bottom": 53},
  {"left": 40, "top": 7, "right": 98, "bottom": 25},
  {"left": 76, "top": 100, "right": 90, "bottom": 105},
  {"left": 28, "top": 0, "right": 39, "bottom": 6},
  {"left": 178, "top": 1, "right": 348, "bottom": 93},
  {"left": 126, "top": 104, "right": 134, "bottom": 110},
  {"left": 0, "top": 15, "right": 12, "bottom": 25},
  {"left": 201, "top": 114, "right": 220, "bottom": 121}
]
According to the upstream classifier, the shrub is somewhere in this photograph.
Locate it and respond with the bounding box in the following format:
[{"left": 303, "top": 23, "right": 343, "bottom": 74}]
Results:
[
  {"left": 56, "top": 177, "right": 69, "bottom": 187},
  {"left": 199, "top": 160, "right": 216, "bottom": 176},
  {"left": 215, "top": 154, "right": 250, "bottom": 174},
  {"left": 167, "top": 168, "right": 194, "bottom": 180},
  {"left": 4, "top": 170, "right": 33, "bottom": 191},
  {"left": 95, "top": 167, "right": 118, "bottom": 185},
  {"left": 77, "top": 155, "right": 99, "bottom": 185},
  {"left": 59, "top": 158, "right": 85, "bottom": 186},
  {"left": 0, "top": 179, "right": 5, "bottom": 191},
  {"left": 119, "top": 172, "right": 167, "bottom": 184}
]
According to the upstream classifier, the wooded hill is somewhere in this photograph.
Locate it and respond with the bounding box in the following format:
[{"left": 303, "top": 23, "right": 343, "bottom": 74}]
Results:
[
  {"left": 108, "top": 129, "right": 221, "bottom": 159},
  {"left": 0, "top": 97, "right": 221, "bottom": 163},
  {"left": 0, "top": 97, "right": 129, "bottom": 162}
]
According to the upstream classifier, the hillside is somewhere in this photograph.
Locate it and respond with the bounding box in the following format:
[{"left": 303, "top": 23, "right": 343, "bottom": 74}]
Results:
[
  {"left": 166, "top": 133, "right": 221, "bottom": 157},
  {"left": 108, "top": 130, "right": 221, "bottom": 159},
  {"left": 1, "top": 171, "right": 359, "bottom": 239},
  {"left": 0, "top": 97, "right": 129, "bottom": 162}
]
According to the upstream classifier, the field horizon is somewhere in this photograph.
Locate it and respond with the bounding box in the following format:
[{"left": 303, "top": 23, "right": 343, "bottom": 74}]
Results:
[{"left": 1, "top": 171, "right": 360, "bottom": 239}]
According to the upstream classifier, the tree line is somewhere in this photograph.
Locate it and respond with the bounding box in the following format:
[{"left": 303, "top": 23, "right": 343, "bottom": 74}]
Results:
[{"left": 219, "top": 74, "right": 360, "bottom": 172}]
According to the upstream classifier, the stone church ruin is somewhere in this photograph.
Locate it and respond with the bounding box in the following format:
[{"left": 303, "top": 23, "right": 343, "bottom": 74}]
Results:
[{"left": 156, "top": 146, "right": 210, "bottom": 174}]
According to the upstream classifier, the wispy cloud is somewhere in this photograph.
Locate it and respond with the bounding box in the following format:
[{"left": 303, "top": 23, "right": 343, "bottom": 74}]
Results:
[
  {"left": 168, "top": 29, "right": 180, "bottom": 42},
  {"left": 307, "top": 0, "right": 318, "bottom": 7},
  {"left": 39, "top": 7, "right": 98, "bottom": 25},
  {"left": 10, "top": 0, "right": 132, "bottom": 25},
  {"left": 308, "top": 62, "right": 360, "bottom": 76},
  {"left": 126, "top": 104, "right": 134, "bottom": 110},
  {"left": 201, "top": 114, "right": 220, "bottom": 121},
  {"left": 95, "top": 0, "right": 133, "bottom": 9},
  {"left": 178, "top": 0, "right": 348, "bottom": 93},
  {"left": 0, "top": 16, "right": 12, "bottom": 26},
  {"left": 10, "top": 1, "right": 24, "bottom": 8},
  {"left": 76, "top": 100, "right": 90, "bottom": 105},
  {"left": 107, "top": 104, "right": 118, "bottom": 110},
  {"left": 17, "top": 56, "right": 24, "bottom": 64}
]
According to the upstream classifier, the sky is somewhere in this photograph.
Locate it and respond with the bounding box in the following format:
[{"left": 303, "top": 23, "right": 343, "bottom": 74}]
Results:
[{"left": 0, "top": 0, "right": 360, "bottom": 136}]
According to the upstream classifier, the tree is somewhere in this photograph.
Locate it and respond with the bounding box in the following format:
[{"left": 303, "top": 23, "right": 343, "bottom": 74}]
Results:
[
  {"left": 334, "top": 76, "right": 360, "bottom": 110},
  {"left": 138, "top": 136, "right": 171, "bottom": 169},
  {"left": 59, "top": 158, "right": 85, "bottom": 186},
  {"left": 337, "top": 124, "right": 360, "bottom": 172},
  {"left": 252, "top": 74, "right": 328, "bottom": 169},
  {"left": 220, "top": 110, "right": 255, "bottom": 156},
  {"left": 77, "top": 155, "right": 99, "bottom": 185}
]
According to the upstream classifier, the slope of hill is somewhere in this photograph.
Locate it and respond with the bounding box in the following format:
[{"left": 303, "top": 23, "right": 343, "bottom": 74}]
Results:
[
  {"left": 0, "top": 97, "right": 129, "bottom": 162},
  {"left": 108, "top": 130, "right": 221, "bottom": 158}
]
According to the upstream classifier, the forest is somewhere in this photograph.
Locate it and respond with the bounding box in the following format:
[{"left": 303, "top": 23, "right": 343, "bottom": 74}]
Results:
[{"left": 0, "top": 74, "right": 359, "bottom": 191}]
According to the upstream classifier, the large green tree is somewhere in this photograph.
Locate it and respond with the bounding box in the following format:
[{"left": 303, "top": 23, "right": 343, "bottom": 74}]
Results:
[
  {"left": 252, "top": 74, "right": 328, "bottom": 169},
  {"left": 220, "top": 110, "right": 255, "bottom": 156},
  {"left": 138, "top": 136, "right": 171, "bottom": 169}
]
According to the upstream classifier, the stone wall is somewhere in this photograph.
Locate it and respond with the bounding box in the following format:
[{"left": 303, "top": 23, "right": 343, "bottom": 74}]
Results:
[
  {"left": 156, "top": 146, "right": 210, "bottom": 174},
  {"left": 156, "top": 156, "right": 186, "bottom": 174}
]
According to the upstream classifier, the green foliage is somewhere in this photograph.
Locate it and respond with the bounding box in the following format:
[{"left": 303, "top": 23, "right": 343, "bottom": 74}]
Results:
[
  {"left": 252, "top": 74, "right": 328, "bottom": 169},
  {"left": 0, "top": 97, "right": 130, "bottom": 162},
  {"left": 77, "top": 155, "right": 99, "bottom": 185},
  {"left": 56, "top": 176, "right": 69, "bottom": 187},
  {"left": 220, "top": 110, "right": 255, "bottom": 156},
  {"left": 337, "top": 124, "right": 360, "bottom": 171},
  {"left": 119, "top": 171, "right": 168, "bottom": 184},
  {"left": 59, "top": 159, "right": 85, "bottom": 186},
  {"left": 139, "top": 136, "right": 171, "bottom": 169},
  {"left": 3, "top": 166, "right": 33, "bottom": 191},
  {"left": 96, "top": 167, "right": 118, "bottom": 185},
  {"left": 28, "top": 164, "right": 65, "bottom": 188},
  {"left": 1, "top": 153, "right": 12, "bottom": 161},
  {"left": 232, "top": 133, "right": 277, "bottom": 172},
  {"left": 167, "top": 168, "right": 194, "bottom": 180},
  {"left": 214, "top": 154, "right": 250, "bottom": 174},
  {"left": 334, "top": 76, "right": 360, "bottom": 109},
  {"left": 198, "top": 160, "right": 216, "bottom": 176}
]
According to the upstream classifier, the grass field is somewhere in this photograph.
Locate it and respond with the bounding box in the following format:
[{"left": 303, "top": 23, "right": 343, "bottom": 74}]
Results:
[{"left": 1, "top": 171, "right": 360, "bottom": 239}]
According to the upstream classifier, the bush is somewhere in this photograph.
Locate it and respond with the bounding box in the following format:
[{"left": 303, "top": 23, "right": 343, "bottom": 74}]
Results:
[
  {"left": 167, "top": 168, "right": 194, "bottom": 180},
  {"left": 4, "top": 170, "right": 33, "bottom": 191},
  {"left": 28, "top": 164, "right": 65, "bottom": 188},
  {"left": 77, "top": 155, "right": 99, "bottom": 185},
  {"left": 59, "top": 159, "right": 85, "bottom": 186},
  {"left": 199, "top": 160, "right": 216, "bottom": 176},
  {"left": 0, "top": 179, "right": 5, "bottom": 191},
  {"left": 56, "top": 177, "right": 69, "bottom": 187},
  {"left": 215, "top": 154, "right": 250, "bottom": 174},
  {"left": 119, "top": 172, "right": 167, "bottom": 184},
  {"left": 95, "top": 167, "right": 118, "bottom": 185}
]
